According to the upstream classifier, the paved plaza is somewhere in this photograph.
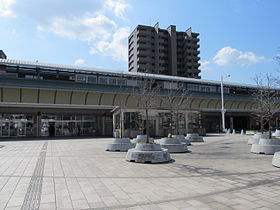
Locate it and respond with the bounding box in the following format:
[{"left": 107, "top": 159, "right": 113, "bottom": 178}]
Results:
[{"left": 0, "top": 135, "right": 279, "bottom": 210}]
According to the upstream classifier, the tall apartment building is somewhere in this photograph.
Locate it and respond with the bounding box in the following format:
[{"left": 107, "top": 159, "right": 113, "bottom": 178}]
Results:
[
  {"left": 128, "top": 23, "right": 201, "bottom": 78},
  {"left": 0, "top": 50, "right": 7, "bottom": 59}
]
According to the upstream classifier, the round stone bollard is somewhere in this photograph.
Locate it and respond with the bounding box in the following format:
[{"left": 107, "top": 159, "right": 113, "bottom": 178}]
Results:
[
  {"left": 272, "top": 152, "right": 280, "bottom": 167},
  {"left": 251, "top": 138, "right": 280, "bottom": 155},
  {"left": 131, "top": 135, "right": 154, "bottom": 144},
  {"left": 248, "top": 133, "right": 269, "bottom": 145},
  {"left": 185, "top": 133, "right": 204, "bottom": 142},
  {"left": 272, "top": 130, "right": 280, "bottom": 137},
  {"left": 172, "top": 135, "right": 191, "bottom": 145},
  {"left": 106, "top": 138, "right": 135, "bottom": 152},
  {"left": 126, "top": 143, "right": 171, "bottom": 163},
  {"left": 160, "top": 137, "right": 188, "bottom": 153},
  {"left": 246, "top": 130, "right": 256, "bottom": 135},
  {"left": 241, "top": 130, "right": 244, "bottom": 135}
]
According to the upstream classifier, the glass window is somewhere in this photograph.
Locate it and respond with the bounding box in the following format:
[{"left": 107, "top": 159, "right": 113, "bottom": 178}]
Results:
[
  {"left": 55, "top": 122, "right": 63, "bottom": 136},
  {"left": 108, "top": 78, "right": 117, "bottom": 85},
  {"left": 115, "top": 114, "right": 120, "bottom": 129},
  {"left": 127, "top": 80, "right": 138, "bottom": 86},
  {"left": 76, "top": 75, "right": 87, "bottom": 83},
  {"left": 117, "top": 78, "right": 127, "bottom": 86},
  {"left": 159, "top": 113, "right": 171, "bottom": 129},
  {"left": 62, "top": 115, "right": 71, "bottom": 120},
  {"left": 163, "top": 82, "right": 178, "bottom": 89},
  {"left": 99, "top": 77, "right": 108, "bottom": 84},
  {"left": 83, "top": 115, "right": 96, "bottom": 121},
  {"left": 187, "top": 84, "right": 200, "bottom": 91},
  {"left": 217, "top": 87, "right": 230, "bottom": 94},
  {"left": 82, "top": 122, "right": 96, "bottom": 135},
  {"left": 178, "top": 113, "right": 186, "bottom": 129},
  {"left": 56, "top": 115, "right": 62, "bottom": 120},
  {"left": 88, "top": 76, "right": 97, "bottom": 83},
  {"left": 124, "top": 112, "right": 141, "bottom": 130}
]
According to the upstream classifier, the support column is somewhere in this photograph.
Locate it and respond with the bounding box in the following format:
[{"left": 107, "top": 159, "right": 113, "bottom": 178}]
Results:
[
  {"left": 102, "top": 116, "right": 105, "bottom": 136},
  {"left": 35, "top": 112, "right": 41, "bottom": 137},
  {"left": 230, "top": 116, "right": 234, "bottom": 130},
  {"left": 185, "top": 111, "right": 189, "bottom": 134},
  {"left": 121, "top": 111, "right": 124, "bottom": 138}
]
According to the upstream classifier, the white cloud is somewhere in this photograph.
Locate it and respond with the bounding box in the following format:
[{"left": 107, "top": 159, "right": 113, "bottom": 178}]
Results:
[
  {"left": 74, "top": 58, "right": 85, "bottom": 65},
  {"left": 104, "top": 0, "right": 130, "bottom": 20},
  {"left": 37, "top": 14, "right": 117, "bottom": 42},
  {"left": 213, "top": 46, "right": 265, "bottom": 66},
  {"left": 0, "top": 0, "right": 16, "bottom": 17},
  {"left": 34, "top": 0, "right": 131, "bottom": 63},
  {"left": 4, "top": 0, "right": 131, "bottom": 63},
  {"left": 200, "top": 61, "right": 210, "bottom": 71},
  {"left": 90, "top": 26, "right": 130, "bottom": 62}
]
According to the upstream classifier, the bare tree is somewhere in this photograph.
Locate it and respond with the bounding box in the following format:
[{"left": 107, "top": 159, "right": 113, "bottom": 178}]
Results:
[
  {"left": 134, "top": 74, "right": 160, "bottom": 143},
  {"left": 114, "top": 76, "right": 129, "bottom": 138},
  {"left": 252, "top": 74, "right": 278, "bottom": 138},
  {"left": 161, "top": 81, "right": 189, "bottom": 136}
]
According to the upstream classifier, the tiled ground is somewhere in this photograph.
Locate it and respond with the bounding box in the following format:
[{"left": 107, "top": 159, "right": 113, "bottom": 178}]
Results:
[{"left": 0, "top": 134, "right": 279, "bottom": 210}]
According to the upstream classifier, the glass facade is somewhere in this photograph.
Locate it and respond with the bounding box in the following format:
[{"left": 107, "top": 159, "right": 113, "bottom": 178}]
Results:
[
  {"left": 0, "top": 114, "right": 34, "bottom": 137},
  {"left": 0, "top": 114, "right": 107, "bottom": 137},
  {"left": 41, "top": 115, "right": 97, "bottom": 137}
]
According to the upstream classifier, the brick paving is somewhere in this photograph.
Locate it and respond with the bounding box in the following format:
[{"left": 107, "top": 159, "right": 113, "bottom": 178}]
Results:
[{"left": 0, "top": 134, "right": 279, "bottom": 209}]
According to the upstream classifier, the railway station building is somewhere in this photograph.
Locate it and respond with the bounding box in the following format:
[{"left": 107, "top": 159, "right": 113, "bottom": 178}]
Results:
[{"left": 0, "top": 59, "right": 278, "bottom": 138}]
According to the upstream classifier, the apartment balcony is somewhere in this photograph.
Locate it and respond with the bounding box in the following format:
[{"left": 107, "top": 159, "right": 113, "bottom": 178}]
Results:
[
  {"left": 183, "top": 48, "right": 193, "bottom": 57},
  {"left": 137, "top": 56, "right": 153, "bottom": 63},
  {"left": 137, "top": 43, "right": 152, "bottom": 50},
  {"left": 137, "top": 29, "right": 151, "bottom": 36},
  {"left": 137, "top": 50, "right": 151, "bottom": 56},
  {"left": 184, "top": 63, "right": 193, "bottom": 69},
  {"left": 191, "top": 32, "right": 199, "bottom": 37},
  {"left": 192, "top": 37, "right": 200, "bottom": 42},
  {"left": 193, "top": 56, "right": 201, "bottom": 62},
  {"left": 194, "top": 50, "right": 200, "bottom": 55},
  {"left": 137, "top": 36, "right": 152, "bottom": 43},
  {"left": 183, "top": 55, "right": 192, "bottom": 63},
  {"left": 158, "top": 67, "right": 169, "bottom": 73},
  {"left": 137, "top": 63, "right": 150, "bottom": 70},
  {"left": 193, "top": 44, "right": 200, "bottom": 49},
  {"left": 158, "top": 50, "right": 168, "bottom": 56},
  {"left": 158, "top": 60, "right": 169, "bottom": 66},
  {"left": 158, "top": 45, "right": 167, "bottom": 50}
]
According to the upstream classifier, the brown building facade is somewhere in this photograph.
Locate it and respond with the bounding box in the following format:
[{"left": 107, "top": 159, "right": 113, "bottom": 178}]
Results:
[{"left": 128, "top": 23, "right": 200, "bottom": 78}]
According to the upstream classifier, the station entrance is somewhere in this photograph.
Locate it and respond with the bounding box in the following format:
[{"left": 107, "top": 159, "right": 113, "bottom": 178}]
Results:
[{"left": 0, "top": 106, "right": 113, "bottom": 138}]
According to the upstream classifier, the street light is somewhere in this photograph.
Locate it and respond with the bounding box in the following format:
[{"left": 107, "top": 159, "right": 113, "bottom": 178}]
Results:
[{"left": 221, "top": 74, "right": 231, "bottom": 132}]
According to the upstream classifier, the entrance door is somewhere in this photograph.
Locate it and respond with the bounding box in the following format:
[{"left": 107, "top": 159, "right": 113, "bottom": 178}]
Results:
[
  {"left": 1, "top": 122, "right": 9, "bottom": 137},
  {"left": 49, "top": 122, "right": 55, "bottom": 137},
  {"left": 16, "top": 121, "right": 26, "bottom": 136},
  {"left": 105, "top": 120, "right": 113, "bottom": 136}
]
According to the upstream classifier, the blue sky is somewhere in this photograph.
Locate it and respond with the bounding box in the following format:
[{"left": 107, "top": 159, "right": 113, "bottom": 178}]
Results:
[{"left": 0, "top": 0, "right": 279, "bottom": 84}]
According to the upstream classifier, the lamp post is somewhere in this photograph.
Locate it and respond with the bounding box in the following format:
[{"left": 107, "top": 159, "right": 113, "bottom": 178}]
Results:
[{"left": 221, "top": 74, "right": 231, "bottom": 132}]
